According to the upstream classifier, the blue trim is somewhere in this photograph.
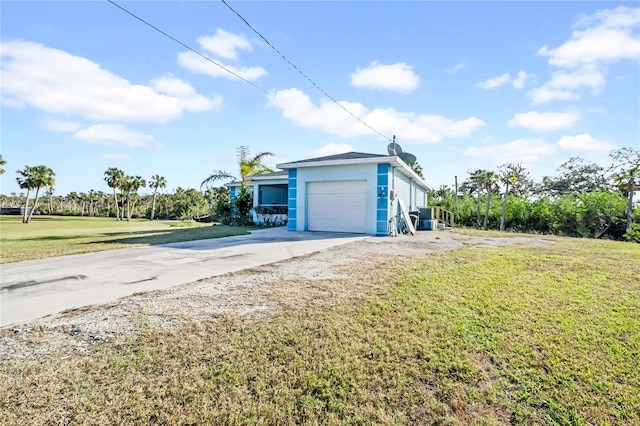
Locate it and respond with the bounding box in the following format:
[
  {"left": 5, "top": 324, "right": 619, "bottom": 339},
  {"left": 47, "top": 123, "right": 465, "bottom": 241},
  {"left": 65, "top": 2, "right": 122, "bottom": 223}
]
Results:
[
  {"left": 230, "top": 186, "right": 237, "bottom": 216},
  {"left": 288, "top": 169, "right": 297, "bottom": 231},
  {"left": 376, "top": 164, "right": 390, "bottom": 236}
]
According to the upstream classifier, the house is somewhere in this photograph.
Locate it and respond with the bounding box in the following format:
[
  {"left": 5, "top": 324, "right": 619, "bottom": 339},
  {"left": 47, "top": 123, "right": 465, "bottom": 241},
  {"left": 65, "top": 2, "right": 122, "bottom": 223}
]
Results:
[{"left": 227, "top": 152, "right": 432, "bottom": 236}]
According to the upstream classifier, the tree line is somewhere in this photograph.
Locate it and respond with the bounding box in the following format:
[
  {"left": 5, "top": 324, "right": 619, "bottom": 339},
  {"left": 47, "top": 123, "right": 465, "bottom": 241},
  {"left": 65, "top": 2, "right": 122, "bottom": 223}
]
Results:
[
  {"left": 429, "top": 147, "right": 639, "bottom": 242},
  {"left": 1, "top": 162, "right": 230, "bottom": 223}
]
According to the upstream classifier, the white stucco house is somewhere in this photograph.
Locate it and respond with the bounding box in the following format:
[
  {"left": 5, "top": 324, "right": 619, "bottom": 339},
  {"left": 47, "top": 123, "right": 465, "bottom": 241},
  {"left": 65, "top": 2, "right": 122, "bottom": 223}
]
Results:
[{"left": 227, "top": 152, "right": 432, "bottom": 236}]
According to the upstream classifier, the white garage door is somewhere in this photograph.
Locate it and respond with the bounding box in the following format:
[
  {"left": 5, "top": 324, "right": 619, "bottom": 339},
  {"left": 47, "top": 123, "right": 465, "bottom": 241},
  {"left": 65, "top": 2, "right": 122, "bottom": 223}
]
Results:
[{"left": 307, "top": 181, "right": 367, "bottom": 233}]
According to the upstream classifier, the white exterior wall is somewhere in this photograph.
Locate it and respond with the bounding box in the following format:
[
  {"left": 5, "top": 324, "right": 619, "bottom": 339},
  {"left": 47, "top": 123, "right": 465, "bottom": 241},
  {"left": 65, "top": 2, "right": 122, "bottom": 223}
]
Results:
[
  {"left": 414, "top": 185, "right": 427, "bottom": 207},
  {"left": 392, "top": 171, "right": 412, "bottom": 210},
  {"left": 294, "top": 163, "right": 378, "bottom": 234}
]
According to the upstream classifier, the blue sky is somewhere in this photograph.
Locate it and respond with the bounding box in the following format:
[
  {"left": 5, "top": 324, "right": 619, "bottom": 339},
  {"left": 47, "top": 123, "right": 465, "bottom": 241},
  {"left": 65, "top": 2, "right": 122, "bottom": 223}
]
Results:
[{"left": 1, "top": 1, "right": 639, "bottom": 196}]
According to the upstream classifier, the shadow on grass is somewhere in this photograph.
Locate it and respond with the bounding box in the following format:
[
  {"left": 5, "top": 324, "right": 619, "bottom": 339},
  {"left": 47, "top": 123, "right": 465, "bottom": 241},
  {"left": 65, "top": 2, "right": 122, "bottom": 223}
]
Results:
[{"left": 88, "top": 225, "right": 259, "bottom": 246}]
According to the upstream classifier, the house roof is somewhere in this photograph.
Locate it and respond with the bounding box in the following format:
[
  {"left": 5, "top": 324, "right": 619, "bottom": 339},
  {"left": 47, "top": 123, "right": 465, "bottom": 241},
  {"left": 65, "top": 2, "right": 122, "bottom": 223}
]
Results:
[
  {"left": 249, "top": 171, "right": 288, "bottom": 179},
  {"left": 281, "top": 152, "right": 389, "bottom": 165},
  {"left": 277, "top": 151, "right": 431, "bottom": 190},
  {"left": 224, "top": 170, "right": 288, "bottom": 187}
]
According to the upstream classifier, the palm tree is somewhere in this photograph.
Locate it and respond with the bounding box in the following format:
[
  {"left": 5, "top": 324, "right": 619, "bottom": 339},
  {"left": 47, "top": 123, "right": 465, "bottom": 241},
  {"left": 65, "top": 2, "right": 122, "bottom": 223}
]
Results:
[
  {"left": 121, "top": 175, "right": 146, "bottom": 221},
  {"left": 609, "top": 147, "right": 640, "bottom": 233},
  {"left": 468, "top": 169, "right": 485, "bottom": 227},
  {"left": 201, "top": 145, "right": 274, "bottom": 189},
  {"left": 479, "top": 170, "right": 499, "bottom": 230},
  {"left": 15, "top": 165, "right": 56, "bottom": 223},
  {"left": 104, "top": 167, "right": 125, "bottom": 220},
  {"left": 498, "top": 163, "right": 523, "bottom": 231},
  {"left": 0, "top": 154, "right": 6, "bottom": 175},
  {"left": 149, "top": 175, "right": 167, "bottom": 220}
]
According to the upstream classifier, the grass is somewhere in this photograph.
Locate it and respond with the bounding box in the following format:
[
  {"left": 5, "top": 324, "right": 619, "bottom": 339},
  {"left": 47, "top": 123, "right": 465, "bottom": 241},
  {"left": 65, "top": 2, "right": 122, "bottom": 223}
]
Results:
[
  {"left": 0, "top": 215, "right": 260, "bottom": 263},
  {"left": 1, "top": 235, "right": 638, "bottom": 424}
]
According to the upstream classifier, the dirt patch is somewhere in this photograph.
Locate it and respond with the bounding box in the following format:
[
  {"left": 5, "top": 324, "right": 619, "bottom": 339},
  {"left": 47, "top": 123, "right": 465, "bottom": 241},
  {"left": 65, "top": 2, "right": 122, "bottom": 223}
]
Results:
[{"left": 0, "top": 231, "right": 553, "bottom": 360}]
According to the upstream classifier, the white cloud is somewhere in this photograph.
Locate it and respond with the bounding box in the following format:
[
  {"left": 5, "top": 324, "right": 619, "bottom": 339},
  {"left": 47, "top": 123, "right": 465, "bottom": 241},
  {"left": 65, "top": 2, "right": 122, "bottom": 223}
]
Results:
[
  {"left": 511, "top": 71, "right": 530, "bottom": 89},
  {"left": 267, "top": 88, "right": 484, "bottom": 143},
  {"left": 558, "top": 133, "right": 618, "bottom": 152},
  {"left": 40, "top": 118, "right": 80, "bottom": 132},
  {"left": 0, "top": 40, "right": 219, "bottom": 123},
  {"left": 530, "top": 7, "right": 639, "bottom": 103},
  {"left": 197, "top": 29, "right": 252, "bottom": 61},
  {"left": 478, "top": 71, "right": 530, "bottom": 90},
  {"left": 546, "top": 65, "right": 605, "bottom": 90},
  {"left": 350, "top": 61, "right": 420, "bottom": 93},
  {"left": 151, "top": 75, "right": 223, "bottom": 111},
  {"left": 528, "top": 86, "right": 579, "bottom": 104},
  {"left": 312, "top": 143, "right": 354, "bottom": 157},
  {"left": 100, "top": 153, "right": 132, "bottom": 161},
  {"left": 74, "top": 124, "right": 159, "bottom": 147},
  {"left": 477, "top": 72, "right": 511, "bottom": 89},
  {"left": 464, "top": 139, "right": 557, "bottom": 164},
  {"left": 538, "top": 8, "right": 640, "bottom": 68},
  {"left": 177, "top": 51, "right": 266, "bottom": 81},
  {"left": 508, "top": 111, "right": 581, "bottom": 132},
  {"left": 445, "top": 63, "right": 466, "bottom": 74}
]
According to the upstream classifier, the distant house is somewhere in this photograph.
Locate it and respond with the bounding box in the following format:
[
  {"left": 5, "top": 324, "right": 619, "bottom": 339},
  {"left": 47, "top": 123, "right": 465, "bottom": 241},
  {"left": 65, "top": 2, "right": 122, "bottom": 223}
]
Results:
[{"left": 227, "top": 152, "right": 432, "bottom": 236}]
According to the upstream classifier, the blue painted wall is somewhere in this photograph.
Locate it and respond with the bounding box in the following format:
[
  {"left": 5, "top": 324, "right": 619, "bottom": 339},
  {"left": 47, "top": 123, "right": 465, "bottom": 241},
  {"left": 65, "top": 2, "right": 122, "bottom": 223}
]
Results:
[
  {"left": 287, "top": 169, "right": 297, "bottom": 231},
  {"left": 376, "top": 163, "right": 390, "bottom": 236}
]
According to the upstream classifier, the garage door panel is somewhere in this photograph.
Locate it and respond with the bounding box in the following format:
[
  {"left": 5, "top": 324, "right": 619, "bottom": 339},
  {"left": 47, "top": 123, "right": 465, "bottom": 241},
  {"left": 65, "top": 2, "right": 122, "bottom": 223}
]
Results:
[{"left": 307, "top": 181, "right": 366, "bottom": 233}]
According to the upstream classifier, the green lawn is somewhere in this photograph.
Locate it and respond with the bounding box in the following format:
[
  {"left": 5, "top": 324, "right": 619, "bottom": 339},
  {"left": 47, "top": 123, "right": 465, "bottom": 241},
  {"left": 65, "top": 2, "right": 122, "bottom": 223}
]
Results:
[
  {"left": 0, "top": 215, "right": 259, "bottom": 263},
  {"left": 1, "top": 235, "right": 638, "bottom": 424}
]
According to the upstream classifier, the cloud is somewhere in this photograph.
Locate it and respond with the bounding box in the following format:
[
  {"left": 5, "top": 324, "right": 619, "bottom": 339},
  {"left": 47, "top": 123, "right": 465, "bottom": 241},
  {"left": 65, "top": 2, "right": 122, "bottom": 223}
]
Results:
[
  {"left": 528, "top": 87, "right": 579, "bottom": 104},
  {"left": 177, "top": 51, "right": 266, "bottom": 81},
  {"left": 100, "top": 153, "right": 132, "bottom": 161},
  {"left": 528, "top": 64, "right": 605, "bottom": 104},
  {"left": 267, "top": 88, "right": 484, "bottom": 143},
  {"left": 476, "top": 72, "right": 511, "bottom": 89},
  {"left": 177, "top": 29, "right": 265, "bottom": 81},
  {"left": 464, "top": 139, "right": 557, "bottom": 164},
  {"left": 151, "top": 75, "right": 223, "bottom": 111},
  {"left": 508, "top": 111, "right": 581, "bottom": 132},
  {"left": 40, "top": 118, "right": 80, "bottom": 132},
  {"left": 511, "top": 71, "right": 530, "bottom": 89},
  {"left": 537, "top": 6, "right": 640, "bottom": 67},
  {"left": 445, "top": 63, "right": 466, "bottom": 74},
  {"left": 558, "top": 133, "right": 618, "bottom": 152},
  {"left": 477, "top": 71, "right": 530, "bottom": 89},
  {"left": 0, "top": 40, "right": 219, "bottom": 123},
  {"left": 197, "top": 29, "right": 252, "bottom": 61},
  {"left": 530, "top": 6, "right": 639, "bottom": 104},
  {"left": 350, "top": 61, "right": 420, "bottom": 93},
  {"left": 74, "top": 124, "right": 159, "bottom": 147},
  {"left": 311, "top": 143, "right": 354, "bottom": 157}
]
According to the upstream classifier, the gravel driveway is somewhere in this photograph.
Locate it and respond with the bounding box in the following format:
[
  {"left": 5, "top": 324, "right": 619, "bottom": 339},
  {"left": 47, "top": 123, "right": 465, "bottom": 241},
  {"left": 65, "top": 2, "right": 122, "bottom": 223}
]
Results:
[{"left": 1, "top": 231, "right": 553, "bottom": 360}]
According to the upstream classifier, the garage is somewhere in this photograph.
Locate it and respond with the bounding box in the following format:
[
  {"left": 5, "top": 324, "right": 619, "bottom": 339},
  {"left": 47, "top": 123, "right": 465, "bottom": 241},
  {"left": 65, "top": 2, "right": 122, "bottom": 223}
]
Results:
[{"left": 307, "top": 180, "right": 367, "bottom": 233}]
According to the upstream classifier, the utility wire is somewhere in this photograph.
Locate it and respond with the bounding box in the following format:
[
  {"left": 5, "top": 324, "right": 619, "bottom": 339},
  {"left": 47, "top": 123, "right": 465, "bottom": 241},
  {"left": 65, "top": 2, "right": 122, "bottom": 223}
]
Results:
[
  {"left": 106, "top": 0, "right": 270, "bottom": 96},
  {"left": 220, "top": 0, "right": 391, "bottom": 142}
]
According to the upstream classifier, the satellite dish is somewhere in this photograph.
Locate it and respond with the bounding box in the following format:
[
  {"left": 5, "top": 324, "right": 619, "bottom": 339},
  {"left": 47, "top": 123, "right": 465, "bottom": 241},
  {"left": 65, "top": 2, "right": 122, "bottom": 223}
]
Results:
[
  {"left": 387, "top": 141, "right": 403, "bottom": 156},
  {"left": 399, "top": 152, "right": 417, "bottom": 166}
]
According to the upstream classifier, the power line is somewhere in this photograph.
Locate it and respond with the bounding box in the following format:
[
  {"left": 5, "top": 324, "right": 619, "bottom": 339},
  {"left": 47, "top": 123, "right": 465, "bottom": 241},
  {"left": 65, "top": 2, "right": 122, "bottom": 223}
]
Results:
[
  {"left": 107, "top": 0, "right": 390, "bottom": 146},
  {"left": 106, "top": 0, "right": 270, "bottom": 96},
  {"left": 220, "top": 0, "right": 391, "bottom": 142}
]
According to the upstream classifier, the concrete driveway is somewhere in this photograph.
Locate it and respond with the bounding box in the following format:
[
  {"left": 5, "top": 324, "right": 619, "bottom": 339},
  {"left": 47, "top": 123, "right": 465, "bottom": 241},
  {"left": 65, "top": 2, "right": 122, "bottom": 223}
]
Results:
[{"left": 0, "top": 228, "right": 366, "bottom": 327}]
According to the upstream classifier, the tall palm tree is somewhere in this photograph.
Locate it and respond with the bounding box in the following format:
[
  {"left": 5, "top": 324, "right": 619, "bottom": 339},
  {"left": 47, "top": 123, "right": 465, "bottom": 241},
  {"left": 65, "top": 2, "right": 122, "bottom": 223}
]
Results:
[
  {"left": 15, "top": 165, "right": 56, "bottom": 223},
  {"left": 121, "top": 175, "right": 146, "bottom": 221},
  {"left": 201, "top": 146, "right": 274, "bottom": 189},
  {"left": 498, "top": 163, "right": 523, "bottom": 231},
  {"left": 149, "top": 175, "right": 167, "bottom": 220},
  {"left": 468, "top": 169, "right": 485, "bottom": 226},
  {"left": 104, "top": 167, "right": 125, "bottom": 220},
  {"left": 0, "top": 154, "right": 6, "bottom": 175},
  {"left": 479, "top": 170, "right": 499, "bottom": 230}
]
